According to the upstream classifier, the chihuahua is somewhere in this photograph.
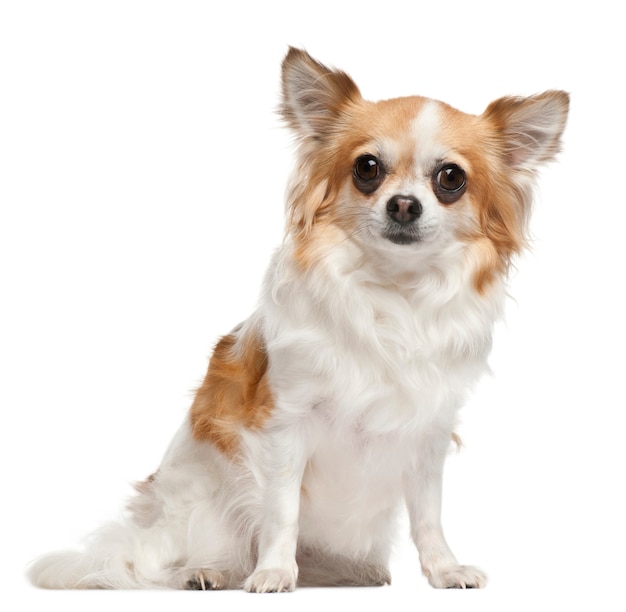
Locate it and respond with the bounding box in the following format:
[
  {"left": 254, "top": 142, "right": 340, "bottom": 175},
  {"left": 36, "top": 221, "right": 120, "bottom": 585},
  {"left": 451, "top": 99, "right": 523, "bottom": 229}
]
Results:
[{"left": 30, "top": 48, "right": 569, "bottom": 592}]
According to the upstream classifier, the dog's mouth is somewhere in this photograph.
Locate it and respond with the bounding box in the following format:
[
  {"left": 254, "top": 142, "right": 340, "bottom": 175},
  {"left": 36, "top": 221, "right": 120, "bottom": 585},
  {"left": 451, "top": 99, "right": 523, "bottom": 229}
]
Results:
[
  {"left": 381, "top": 221, "right": 439, "bottom": 246},
  {"left": 383, "top": 230, "right": 420, "bottom": 245},
  {"left": 382, "top": 224, "right": 431, "bottom": 245}
]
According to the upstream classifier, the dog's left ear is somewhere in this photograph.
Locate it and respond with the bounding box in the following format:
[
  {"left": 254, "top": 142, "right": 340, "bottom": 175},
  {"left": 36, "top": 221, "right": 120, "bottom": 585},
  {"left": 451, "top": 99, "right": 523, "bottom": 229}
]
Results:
[
  {"left": 483, "top": 91, "right": 570, "bottom": 171},
  {"left": 281, "top": 47, "right": 362, "bottom": 141}
]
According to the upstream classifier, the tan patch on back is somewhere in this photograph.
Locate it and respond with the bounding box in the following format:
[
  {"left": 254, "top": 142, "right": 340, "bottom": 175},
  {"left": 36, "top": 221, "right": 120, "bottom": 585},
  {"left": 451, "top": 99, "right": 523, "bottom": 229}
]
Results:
[{"left": 190, "top": 327, "right": 274, "bottom": 456}]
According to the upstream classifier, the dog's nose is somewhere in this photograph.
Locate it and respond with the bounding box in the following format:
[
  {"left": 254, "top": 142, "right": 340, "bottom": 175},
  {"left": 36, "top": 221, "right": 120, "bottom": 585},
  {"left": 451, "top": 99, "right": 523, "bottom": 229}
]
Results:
[{"left": 386, "top": 195, "right": 422, "bottom": 225}]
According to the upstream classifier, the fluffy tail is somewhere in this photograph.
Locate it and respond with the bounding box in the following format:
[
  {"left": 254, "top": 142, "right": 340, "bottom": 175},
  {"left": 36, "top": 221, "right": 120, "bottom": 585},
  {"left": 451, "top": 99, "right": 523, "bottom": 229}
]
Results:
[
  {"left": 28, "top": 425, "right": 246, "bottom": 589},
  {"left": 29, "top": 550, "right": 129, "bottom": 589},
  {"left": 28, "top": 520, "right": 170, "bottom": 589}
]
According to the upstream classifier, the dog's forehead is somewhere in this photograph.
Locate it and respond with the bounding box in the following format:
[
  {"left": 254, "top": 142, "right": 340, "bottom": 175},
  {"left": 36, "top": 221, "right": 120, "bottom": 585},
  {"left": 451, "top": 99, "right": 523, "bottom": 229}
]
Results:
[
  {"left": 361, "top": 97, "right": 470, "bottom": 167},
  {"left": 411, "top": 100, "right": 447, "bottom": 156}
]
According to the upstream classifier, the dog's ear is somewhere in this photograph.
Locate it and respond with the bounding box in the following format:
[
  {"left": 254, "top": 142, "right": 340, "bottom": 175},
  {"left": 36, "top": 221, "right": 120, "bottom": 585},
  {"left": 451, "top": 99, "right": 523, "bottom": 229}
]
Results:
[
  {"left": 483, "top": 91, "right": 570, "bottom": 171},
  {"left": 281, "top": 47, "right": 361, "bottom": 140}
]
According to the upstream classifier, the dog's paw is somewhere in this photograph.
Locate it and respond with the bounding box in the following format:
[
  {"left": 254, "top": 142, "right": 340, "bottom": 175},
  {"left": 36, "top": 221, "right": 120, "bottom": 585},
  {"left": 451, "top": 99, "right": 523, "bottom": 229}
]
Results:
[
  {"left": 426, "top": 565, "right": 487, "bottom": 589},
  {"left": 244, "top": 568, "right": 296, "bottom": 593},
  {"left": 184, "top": 568, "right": 226, "bottom": 590}
]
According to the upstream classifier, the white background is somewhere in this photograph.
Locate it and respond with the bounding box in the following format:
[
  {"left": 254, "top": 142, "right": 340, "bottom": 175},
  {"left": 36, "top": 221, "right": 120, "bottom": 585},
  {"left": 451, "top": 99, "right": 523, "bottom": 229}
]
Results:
[{"left": 1, "top": 1, "right": 624, "bottom": 610}]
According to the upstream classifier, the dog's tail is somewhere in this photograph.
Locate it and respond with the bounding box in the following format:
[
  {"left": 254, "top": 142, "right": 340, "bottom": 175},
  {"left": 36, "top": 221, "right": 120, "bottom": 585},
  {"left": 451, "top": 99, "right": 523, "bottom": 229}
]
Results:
[
  {"left": 28, "top": 550, "right": 132, "bottom": 589},
  {"left": 27, "top": 520, "right": 161, "bottom": 589},
  {"left": 28, "top": 426, "right": 245, "bottom": 589}
]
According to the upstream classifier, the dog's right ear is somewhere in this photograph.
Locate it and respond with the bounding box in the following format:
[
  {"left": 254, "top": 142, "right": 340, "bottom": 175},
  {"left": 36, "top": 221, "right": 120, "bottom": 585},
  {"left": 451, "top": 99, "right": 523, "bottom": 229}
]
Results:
[{"left": 280, "top": 47, "right": 361, "bottom": 141}]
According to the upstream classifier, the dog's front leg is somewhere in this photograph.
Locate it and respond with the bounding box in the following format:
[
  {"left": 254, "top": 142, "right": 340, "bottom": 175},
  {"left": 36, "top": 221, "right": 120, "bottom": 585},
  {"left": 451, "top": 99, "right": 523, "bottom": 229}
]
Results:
[
  {"left": 404, "top": 430, "right": 487, "bottom": 589},
  {"left": 244, "top": 426, "right": 307, "bottom": 593}
]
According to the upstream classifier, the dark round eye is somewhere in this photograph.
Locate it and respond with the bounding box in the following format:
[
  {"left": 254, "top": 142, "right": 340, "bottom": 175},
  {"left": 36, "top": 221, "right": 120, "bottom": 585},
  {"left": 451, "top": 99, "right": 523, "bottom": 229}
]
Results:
[
  {"left": 354, "top": 155, "right": 379, "bottom": 181},
  {"left": 353, "top": 154, "right": 384, "bottom": 194},
  {"left": 433, "top": 163, "right": 467, "bottom": 204}
]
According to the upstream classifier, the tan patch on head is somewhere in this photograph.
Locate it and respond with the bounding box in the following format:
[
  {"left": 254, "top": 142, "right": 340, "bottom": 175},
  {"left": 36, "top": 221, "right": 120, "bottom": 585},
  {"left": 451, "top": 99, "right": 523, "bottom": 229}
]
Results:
[
  {"left": 288, "top": 96, "right": 430, "bottom": 269},
  {"left": 190, "top": 327, "right": 274, "bottom": 456},
  {"left": 465, "top": 155, "right": 527, "bottom": 293},
  {"left": 286, "top": 91, "right": 527, "bottom": 287},
  {"left": 281, "top": 50, "right": 567, "bottom": 293},
  {"left": 435, "top": 104, "right": 528, "bottom": 293}
]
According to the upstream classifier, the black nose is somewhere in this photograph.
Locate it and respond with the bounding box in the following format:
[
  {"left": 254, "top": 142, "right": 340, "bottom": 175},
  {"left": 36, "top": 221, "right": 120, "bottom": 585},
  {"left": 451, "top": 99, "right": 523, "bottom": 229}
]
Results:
[{"left": 386, "top": 195, "right": 422, "bottom": 225}]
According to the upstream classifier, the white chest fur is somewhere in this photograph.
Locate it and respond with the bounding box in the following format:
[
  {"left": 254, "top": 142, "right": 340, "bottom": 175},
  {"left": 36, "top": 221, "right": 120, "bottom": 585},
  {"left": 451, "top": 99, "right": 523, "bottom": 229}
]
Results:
[{"left": 262, "top": 240, "right": 503, "bottom": 434}]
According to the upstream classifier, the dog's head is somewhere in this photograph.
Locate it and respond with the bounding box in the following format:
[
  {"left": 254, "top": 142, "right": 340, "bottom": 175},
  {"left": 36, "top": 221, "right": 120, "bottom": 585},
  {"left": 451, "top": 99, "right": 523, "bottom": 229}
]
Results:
[{"left": 281, "top": 48, "right": 569, "bottom": 292}]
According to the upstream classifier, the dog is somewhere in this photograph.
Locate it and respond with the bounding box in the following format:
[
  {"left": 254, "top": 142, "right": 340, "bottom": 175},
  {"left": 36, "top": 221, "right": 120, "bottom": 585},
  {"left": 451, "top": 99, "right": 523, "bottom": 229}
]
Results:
[{"left": 29, "top": 47, "right": 569, "bottom": 592}]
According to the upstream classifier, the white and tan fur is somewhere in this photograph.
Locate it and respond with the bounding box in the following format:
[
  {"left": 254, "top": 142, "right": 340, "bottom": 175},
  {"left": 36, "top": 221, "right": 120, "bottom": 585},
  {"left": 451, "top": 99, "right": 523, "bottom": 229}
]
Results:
[{"left": 29, "top": 48, "right": 569, "bottom": 592}]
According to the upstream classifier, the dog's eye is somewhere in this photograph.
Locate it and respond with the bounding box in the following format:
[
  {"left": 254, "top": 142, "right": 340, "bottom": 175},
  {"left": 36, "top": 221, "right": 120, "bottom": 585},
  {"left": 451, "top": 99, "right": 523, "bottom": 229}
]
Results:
[
  {"left": 353, "top": 155, "right": 384, "bottom": 194},
  {"left": 354, "top": 155, "right": 379, "bottom": 181},
  {"left": 433, "top": 164, "right": 467, "bottom": 204}
]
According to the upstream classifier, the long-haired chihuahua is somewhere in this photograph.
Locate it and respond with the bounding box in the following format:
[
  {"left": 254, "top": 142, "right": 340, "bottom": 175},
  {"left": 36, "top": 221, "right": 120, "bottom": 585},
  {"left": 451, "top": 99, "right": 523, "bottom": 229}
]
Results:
[{"left": 30, "top": 48, "right": 569, "bottom": 592}]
